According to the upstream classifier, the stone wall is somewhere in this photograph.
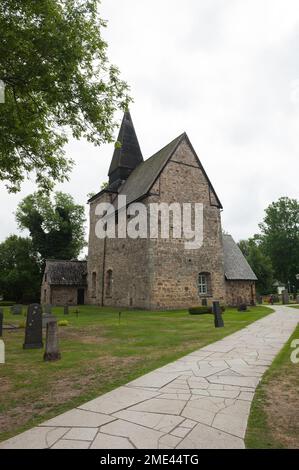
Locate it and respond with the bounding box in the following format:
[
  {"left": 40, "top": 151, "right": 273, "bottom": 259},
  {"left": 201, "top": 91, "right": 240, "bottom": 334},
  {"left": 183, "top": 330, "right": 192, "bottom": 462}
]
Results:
[
  {"left": 225, "top": 280, "right": 256, "bottom": 306},
  {"left": 40, "top": 282, "right": 86, "bottom": 306},
  {"left": 146, "top": 139, "right": 226, "bottom": 309},
  {"left": 87, "top": 192, "right": 151, "bottom": 308}
]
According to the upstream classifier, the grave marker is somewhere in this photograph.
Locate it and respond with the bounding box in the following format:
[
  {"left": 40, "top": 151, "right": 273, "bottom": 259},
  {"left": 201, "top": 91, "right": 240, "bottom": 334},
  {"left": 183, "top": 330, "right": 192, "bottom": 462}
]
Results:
[
  {"left": 44, "top": 320, "right": 61, "bottom": 361},
  {"left": 213, "top": 301, "right": 224, "bottom": 328},
  {"left": 23, "top": 304, "right": 43, "bottom": 349}
]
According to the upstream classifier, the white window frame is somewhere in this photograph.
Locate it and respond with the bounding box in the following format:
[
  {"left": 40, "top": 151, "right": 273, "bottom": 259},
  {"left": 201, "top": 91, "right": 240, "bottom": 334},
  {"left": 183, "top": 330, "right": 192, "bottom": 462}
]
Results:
[{"left": 198, "top": 274, "right": 208, "bottom": 295}]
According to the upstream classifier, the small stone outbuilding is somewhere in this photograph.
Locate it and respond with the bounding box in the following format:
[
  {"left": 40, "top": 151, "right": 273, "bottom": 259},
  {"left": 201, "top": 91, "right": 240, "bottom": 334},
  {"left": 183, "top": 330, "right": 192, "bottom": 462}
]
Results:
[{"left": 41, "top": 260, "right": 87, "bottom": 306}]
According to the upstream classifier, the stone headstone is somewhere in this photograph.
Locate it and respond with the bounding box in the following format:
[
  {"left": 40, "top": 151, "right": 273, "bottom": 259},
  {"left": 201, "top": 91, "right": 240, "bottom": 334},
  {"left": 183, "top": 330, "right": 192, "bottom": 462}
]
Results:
[
  {"left": 238, "top": 303, "right": 247, "bottom": 312},
  {"left": 44, "top": 320, "right": 61, "bottom": 361},
  {"left": 282, "top": 290, "right": 289, "bottom": 305},
  {"left": 64, "top": 305, "right": 69, "bottom": 315},
  {"left": 296, "top": 295, "right": 299, "bottom": 304},
  {"left": 0, "top": 308, "right": 3, "bottom": 337},
  {"left": 43, "top": 304, "right": 52, "bottom": 315},
  {"left": 213, "top": 301, "right": 224, "bottom": 328},
  {"left": 10, "top": 304, "right": 22, "bottom": 315},
  {"left": 23, "top": 304, "right": 43, "bottom": 349}
]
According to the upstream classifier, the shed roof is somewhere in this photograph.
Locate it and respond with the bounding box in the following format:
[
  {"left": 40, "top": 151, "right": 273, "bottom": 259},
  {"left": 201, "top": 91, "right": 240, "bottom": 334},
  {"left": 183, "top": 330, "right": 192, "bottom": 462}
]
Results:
[
  {"left": 45, "top": 260, "right": 87, "bottom": 286},
  {"left": 223, "top": 235, "right": 257, "bottom": 281}
]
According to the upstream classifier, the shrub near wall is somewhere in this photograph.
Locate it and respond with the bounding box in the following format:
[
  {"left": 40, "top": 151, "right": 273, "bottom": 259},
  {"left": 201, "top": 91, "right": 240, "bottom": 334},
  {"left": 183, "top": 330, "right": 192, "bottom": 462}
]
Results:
[
  {"left": 189, "top": 306, "right": 212, "bottom": 315},
  {"left": 189, "top": 306, "right": 226, "bottom": 315}
]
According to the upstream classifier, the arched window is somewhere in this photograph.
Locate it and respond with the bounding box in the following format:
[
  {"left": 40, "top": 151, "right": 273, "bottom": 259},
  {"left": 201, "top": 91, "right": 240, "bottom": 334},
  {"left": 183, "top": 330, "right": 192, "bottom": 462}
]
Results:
[
  {"left": 198, "top": 272, "right": 211, "bottom": 296},
  {"left": 91, "top": 272, "right": 97, "bottom": 298},
  {"left": 105, "top": 269, "right": 113, "bottom": 297}
]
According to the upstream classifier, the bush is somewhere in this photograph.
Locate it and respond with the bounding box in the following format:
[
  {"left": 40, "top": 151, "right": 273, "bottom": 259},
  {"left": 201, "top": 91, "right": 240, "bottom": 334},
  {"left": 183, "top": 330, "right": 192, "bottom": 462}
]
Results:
[
  {"left": 189, "top": 306, "right": 212, "bottom": 315},
  {"left": 18, "top": 320, "right": 26, "bottom": 328},
  {"left": 58, "top": 320, "right": 69, "bottom": 326},
  {"left": 189, "top": 305, "right": 226, "bottom": 315},
  {"left": 238, "top": 303, "right": 247, "bottom": 312}
]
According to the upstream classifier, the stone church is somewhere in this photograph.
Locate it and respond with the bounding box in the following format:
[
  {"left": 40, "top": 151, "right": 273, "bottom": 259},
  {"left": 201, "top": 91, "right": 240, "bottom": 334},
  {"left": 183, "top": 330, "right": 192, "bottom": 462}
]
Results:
[{"left": 41, "top": 112, "right": 257, "bottom": 309}]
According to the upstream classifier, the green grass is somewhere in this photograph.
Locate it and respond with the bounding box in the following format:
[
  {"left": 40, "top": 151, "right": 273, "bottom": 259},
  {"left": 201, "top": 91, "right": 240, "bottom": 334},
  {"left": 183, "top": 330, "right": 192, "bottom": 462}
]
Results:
[
  {"left": 0, "top": 304, "right": 273, "bottom": 442},
  {"left": 245, "top": 322, "right": 299, "bottom": 448}
]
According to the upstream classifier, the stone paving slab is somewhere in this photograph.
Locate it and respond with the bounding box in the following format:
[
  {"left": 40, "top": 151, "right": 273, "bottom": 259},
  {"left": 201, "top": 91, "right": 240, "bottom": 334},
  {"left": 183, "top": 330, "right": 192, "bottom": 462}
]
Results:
[{"left": 0, "top": 306, "right": 298, "bottom": 449}]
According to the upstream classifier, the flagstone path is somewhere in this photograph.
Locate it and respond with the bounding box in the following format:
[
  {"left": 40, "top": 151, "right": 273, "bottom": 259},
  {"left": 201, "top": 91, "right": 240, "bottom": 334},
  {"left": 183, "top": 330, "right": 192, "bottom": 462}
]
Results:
[{"left": 1, "top": 306, "right": 298, "bottom": 449}]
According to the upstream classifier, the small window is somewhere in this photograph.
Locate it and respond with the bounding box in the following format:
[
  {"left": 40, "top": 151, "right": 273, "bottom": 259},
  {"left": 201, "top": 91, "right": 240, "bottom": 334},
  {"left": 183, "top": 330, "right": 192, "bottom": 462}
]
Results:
[
  {"left": 198, "top": 272, "right": 211, "bottom": 296},
  {"left": 105, "top": 269, "right": 113, "bottom": 297},
  {"left": 198, "top": 274, "right": 208, "bottom": 295}
]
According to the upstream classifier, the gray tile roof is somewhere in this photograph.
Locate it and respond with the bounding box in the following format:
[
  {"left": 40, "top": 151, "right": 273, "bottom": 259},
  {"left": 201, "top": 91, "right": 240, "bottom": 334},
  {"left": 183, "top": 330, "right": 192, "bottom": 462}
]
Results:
[
  {"left": 117, "top": 133, "right": 185, "bottom": 206},
  {"left": 223, "top": 235, "right": 257, "bottom": 281},
  {"left": 45, "top": 260, "right": 87, "bottom": 286}
]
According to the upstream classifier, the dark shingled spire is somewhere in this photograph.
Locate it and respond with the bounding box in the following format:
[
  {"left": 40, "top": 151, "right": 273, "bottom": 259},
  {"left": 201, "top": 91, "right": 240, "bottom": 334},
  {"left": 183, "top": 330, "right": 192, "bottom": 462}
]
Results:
[{"left": 108, "top": 111, "right": 143, "bottom": 189}]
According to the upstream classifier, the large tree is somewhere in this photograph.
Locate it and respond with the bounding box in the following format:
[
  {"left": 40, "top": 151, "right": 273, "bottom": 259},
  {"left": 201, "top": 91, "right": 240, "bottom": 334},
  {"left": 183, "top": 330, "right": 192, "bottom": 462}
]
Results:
[
  {"left": 0, "top": 0, "right": 130, "bottom": 192},
  {"left": 16, "top": 191, "right": 86, "bottom": 262},
  {"left": 238, "top": 238, "right": 274, "bottom": 294},
  {"left": 258, "top": 197, "right": 299, "bottom": 291},
  {"left": 0, "top": 236, "right": 41, "bottom": 302}
]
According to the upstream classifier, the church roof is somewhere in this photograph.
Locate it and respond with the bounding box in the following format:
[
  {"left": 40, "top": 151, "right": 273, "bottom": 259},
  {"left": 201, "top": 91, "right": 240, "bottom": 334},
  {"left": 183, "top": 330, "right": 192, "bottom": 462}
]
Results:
[
  {"left": 45, "top": 260, "right": 87, "bottom": 286},
  {"left": 108, "top": 111, "right": 143, "bottom": 187},
  {"left": 117, "top": 132, "right": 223, "bottom": 208},
  {"left": 89, "top": 114, "right": 222, "bottom": 209},
  {"left": 118, "top": 133, "right": 185, "bottom": 206},
  {"left": 223, "top": 235, "right": 257, "bottom": 281}
]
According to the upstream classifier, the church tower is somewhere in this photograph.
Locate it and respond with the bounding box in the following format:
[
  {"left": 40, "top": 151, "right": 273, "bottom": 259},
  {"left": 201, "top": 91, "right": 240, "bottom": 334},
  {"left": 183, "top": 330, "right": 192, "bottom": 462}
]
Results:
[{"left": 108, "top": 111, "right": 143, "bottom": 190}]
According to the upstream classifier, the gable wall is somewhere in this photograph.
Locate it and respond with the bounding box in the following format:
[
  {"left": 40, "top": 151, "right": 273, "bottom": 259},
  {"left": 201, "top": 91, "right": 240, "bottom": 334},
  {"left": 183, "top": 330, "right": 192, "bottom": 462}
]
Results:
[{"left": 147, "top": 139, "right": 226, "bottom": 309}]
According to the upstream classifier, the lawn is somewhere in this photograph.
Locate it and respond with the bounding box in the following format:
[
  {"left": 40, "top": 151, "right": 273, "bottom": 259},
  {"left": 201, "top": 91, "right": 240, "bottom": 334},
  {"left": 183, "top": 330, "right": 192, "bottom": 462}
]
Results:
[
  {"left": 0, "top": 304, "right": 272, "bottom": 442},
  {"left": 245, "top": 319, "right": 299, "bottom": 448}
]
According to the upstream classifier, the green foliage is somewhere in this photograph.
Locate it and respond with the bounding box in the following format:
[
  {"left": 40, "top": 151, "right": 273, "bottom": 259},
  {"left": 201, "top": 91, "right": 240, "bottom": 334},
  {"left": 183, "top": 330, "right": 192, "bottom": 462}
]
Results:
[
  {"left": 100, "top": 181, "right": 109, "bottom": 190},
  {"left": 58, "top": 320, "right": 69, "bottom": 326},
  {"left": 238, "top": 238, "right": 274, "bottom": 294},
  {"left": 0, "top": 0, "right": 131, "bottom": 192},
  {"left": 189, "top": 306, "right": 212, "bottom": 314},
  {"left": 258, "top": 197, "right": 299, "bottom": 290},
  {"left": 0, "top": 236, "right": 41, "bottom": 302},
  {"left": 16, "top": 191, "right": 86, "bottom": 262}
]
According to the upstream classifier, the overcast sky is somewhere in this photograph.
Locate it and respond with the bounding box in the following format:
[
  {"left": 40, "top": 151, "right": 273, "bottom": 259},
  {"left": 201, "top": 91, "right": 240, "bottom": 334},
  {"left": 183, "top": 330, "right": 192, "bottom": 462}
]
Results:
[{"left": 1, "top": 0, "right": 299, "bottom": 245}]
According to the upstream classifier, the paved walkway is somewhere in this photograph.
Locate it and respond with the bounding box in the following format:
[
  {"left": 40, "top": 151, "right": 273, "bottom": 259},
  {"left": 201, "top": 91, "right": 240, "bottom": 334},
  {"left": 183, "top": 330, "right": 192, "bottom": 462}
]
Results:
[{"left": 1, "top": 306, "right": 298, "bottom": 449}]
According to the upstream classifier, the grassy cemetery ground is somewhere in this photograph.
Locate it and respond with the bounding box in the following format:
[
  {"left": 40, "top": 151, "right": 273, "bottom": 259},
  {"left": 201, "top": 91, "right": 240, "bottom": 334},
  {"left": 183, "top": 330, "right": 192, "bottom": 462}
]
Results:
[
  {"left": 0, "top": 305, "right": 272, "bottom": 442},
  {"left": 246, "top": 316, "right": 299, "bottom": 448}
]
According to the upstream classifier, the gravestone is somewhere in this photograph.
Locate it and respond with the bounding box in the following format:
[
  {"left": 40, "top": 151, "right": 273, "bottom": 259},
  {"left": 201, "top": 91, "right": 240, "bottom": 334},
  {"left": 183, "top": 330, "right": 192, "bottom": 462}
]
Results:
[
  {"left": 43, "top": 304, "right": 52, "bottom": 314},
  {"left": 213, "top": 301, "right": 224, "bottom": 328},
  {"left": 282, "top": 290, "right": 289, "bottom": 305},
  {"left": 0, "top": 308, "right": 3, "bottom": 337},
  {"left": 44, "top": 320, "right": 61, "bottom": 361},
  {"left": 64, "top": 305, "right": 69, "bottom": 315},
  {"left": 238, "top": 303, "right": 248, "bottom": 312},
  {"left": 10, "top": 304, "right": 22, "bottom": 315},
  {"left": 42, "top": 304, "right": 56, "bottom": 329},
  {"left": 296, "top": 295, "right": 299, "bottom": 304},
  {"left": 23, "top": 304, "right": 43, "bottom": 349}
]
